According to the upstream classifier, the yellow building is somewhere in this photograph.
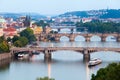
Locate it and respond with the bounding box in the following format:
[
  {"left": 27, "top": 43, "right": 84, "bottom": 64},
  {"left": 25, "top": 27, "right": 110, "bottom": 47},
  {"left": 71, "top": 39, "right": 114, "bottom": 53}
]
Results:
[{"left": 33, "top": 26, "right": 43, "bottom": 35}]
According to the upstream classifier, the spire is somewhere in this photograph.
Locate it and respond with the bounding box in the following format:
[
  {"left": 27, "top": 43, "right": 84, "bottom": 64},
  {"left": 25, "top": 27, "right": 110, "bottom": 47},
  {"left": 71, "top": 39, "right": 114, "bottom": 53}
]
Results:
[{"left": 23, "top": 15, "right": 31, "bottom": 27}]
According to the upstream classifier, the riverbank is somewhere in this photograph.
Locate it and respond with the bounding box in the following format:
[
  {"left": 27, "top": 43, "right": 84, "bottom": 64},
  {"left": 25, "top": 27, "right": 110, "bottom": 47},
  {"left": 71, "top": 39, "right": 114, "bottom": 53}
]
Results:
[{"left": 0, "top": 53, "right": 12, "bottom": 61}]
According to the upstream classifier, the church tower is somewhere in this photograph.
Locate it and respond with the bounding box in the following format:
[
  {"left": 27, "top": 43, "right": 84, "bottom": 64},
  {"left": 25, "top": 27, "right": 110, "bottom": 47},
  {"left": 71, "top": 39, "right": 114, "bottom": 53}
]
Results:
[{"left": 23, "top": 15, "right": 31, "bottom": 27}]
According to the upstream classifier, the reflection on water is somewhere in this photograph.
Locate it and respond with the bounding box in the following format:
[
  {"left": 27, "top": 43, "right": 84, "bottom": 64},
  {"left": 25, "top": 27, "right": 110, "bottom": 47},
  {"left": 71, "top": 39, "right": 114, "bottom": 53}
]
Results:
[
  {"left": 39, "top": 41, "right": 120, "bottom": 48},
  {"left": 0, "top": 51, "right": 120, "bottom": 80},
  {"left": 0, "top": 36, "right": 120, "bottom": 80},
  {"left": 0, "top": 59, "right": 10, "bottom": 71}
]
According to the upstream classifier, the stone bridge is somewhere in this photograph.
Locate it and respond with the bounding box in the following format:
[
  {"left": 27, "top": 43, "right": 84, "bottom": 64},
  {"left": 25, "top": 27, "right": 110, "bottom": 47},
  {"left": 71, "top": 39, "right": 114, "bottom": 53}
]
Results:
[
  {"left": 37, "top": 33, "right": 120, "bottom": 42},
  {"left": 11, "top": 47, "right": 120, "bottom": 61},
  {"left": 51, "top": 26, "right": 77, "bottom": 32}
]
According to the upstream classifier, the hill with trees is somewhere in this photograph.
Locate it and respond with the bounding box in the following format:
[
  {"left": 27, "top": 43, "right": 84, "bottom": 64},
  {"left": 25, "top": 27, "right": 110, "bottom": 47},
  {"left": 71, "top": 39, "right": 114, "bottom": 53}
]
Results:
[{"left": 58, "top": 9, "right": 120, "bottom": 18}]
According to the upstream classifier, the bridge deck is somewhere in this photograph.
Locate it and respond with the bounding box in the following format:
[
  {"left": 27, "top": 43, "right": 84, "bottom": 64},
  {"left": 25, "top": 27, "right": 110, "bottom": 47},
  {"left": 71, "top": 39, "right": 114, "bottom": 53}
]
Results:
[{"left": 11, "top": 47, "right": 120, "bottom": 53}]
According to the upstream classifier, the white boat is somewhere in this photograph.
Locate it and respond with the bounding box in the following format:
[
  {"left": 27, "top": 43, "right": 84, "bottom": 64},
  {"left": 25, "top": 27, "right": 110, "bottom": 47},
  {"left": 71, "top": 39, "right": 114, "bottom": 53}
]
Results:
[
  {"left": 18, "top": 54, "right": 29, "bottom": 60},
  {"left": 88, "top": 58, "right": 102, "bottom": 67}
]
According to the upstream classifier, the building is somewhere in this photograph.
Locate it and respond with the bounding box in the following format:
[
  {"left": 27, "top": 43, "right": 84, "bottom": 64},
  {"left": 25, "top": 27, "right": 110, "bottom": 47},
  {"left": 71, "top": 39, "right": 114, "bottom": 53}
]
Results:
[
  {"left": 82, "top": 18, "right": 92, "bottom": 23},
  {"left": 3, "top": 27, "right": 18, "bottom": 39},
  {"left": 0, "top": 17, "right": 6, "bottom": 28},
  {"left": 33, "top": 26, "right": 43, "bottom": 35},
  {"left": 0, "top": 28, "right": 3, "bottom": 36},
  {"left": 44, "top": 26, "right": 52, "bottom": 34}
]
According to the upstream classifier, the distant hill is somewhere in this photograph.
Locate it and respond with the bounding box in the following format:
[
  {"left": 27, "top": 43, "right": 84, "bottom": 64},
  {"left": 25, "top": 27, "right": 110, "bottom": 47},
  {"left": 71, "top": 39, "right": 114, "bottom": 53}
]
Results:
[
  {"left": 58, "top": 9, "right": 120, "bottom": 18},
  {"left": 0, "top": 12, "right": 46, "bottom": 20}
]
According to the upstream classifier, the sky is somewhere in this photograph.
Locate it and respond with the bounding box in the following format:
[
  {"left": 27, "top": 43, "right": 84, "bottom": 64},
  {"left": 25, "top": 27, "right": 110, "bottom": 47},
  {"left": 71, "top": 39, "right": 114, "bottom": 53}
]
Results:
[{"left": 0, "top": 0, "right": 120, "bottom": 15}]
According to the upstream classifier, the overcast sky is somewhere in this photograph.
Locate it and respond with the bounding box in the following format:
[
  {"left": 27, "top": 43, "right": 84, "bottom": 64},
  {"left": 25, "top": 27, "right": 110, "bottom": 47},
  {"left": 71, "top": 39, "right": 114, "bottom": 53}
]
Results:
[{"left": 0, "top": 0, "right": 120, "bottom": 15}]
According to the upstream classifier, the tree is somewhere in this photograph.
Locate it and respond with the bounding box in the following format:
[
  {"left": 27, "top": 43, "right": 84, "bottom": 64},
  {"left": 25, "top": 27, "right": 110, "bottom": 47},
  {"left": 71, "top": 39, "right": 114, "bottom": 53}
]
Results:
[
  {"left": 13, "top": 40, "right": 22, "bottom": 47},
  {"left": 13, "top": 37, "right": 28, "bottom": 47},
  {"left": 76, "top": 21, "right": 120, "bottom": 33},
  {"left": 0, "top": 36, "right": 5, "bottom": 43},
  {"left": 7, "top": 37, "right": 12, "bottom": 42},
  {"left": 35, "top": 20, "right": 50, "bottom": 27},
  {"left": 36, "top": 77, "right": 55, "bottom": 80},
  {"left": 0, "top": 41, "right": 9, "bottom": 53},
  {"left": 20, "top": 27, "right": 36, "bottom": 43},
  {"left": 91, "top": 63, "right": 120, "bottom": 80},
  {"left": 18, "top": 37, "right": 28, "bottom": 46},
  {"left": 12, "top": 35, "right": 19, "bottom": 43}
]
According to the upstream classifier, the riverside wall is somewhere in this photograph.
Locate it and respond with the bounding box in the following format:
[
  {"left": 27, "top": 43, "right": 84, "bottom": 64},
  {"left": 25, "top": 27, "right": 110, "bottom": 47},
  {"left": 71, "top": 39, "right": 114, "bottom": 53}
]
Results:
[{"left": 0, "top": 53, "right": 12, "bottom": 61}]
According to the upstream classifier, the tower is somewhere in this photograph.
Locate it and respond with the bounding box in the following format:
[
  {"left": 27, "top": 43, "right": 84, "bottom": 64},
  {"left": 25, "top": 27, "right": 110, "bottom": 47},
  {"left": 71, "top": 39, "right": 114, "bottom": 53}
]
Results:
[{"left": 23, "top": 15, "right": 31, "bottom": 27}]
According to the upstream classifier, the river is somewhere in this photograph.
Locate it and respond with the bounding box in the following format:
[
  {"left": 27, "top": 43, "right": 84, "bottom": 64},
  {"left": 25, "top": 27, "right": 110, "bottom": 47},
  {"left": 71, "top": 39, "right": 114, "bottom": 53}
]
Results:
[{"left": 0, "top": 29, "right": 120, "bottom": 80}]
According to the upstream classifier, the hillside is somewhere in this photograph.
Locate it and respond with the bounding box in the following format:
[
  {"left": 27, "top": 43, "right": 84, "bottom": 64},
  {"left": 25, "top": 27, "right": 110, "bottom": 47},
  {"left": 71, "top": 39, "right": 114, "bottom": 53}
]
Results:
[
  {"left": 0, "top": 13, "right": 46, "bottom": 20},
  {"left": 58, "top": 9, "right": 120, "bottom": 18}
]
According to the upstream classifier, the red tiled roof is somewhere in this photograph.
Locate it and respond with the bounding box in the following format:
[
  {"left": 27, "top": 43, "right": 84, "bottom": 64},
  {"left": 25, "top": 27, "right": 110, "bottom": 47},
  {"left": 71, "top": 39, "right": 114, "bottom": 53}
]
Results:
[
  {"left": 3, "top": 27, "right": 16, "bottom": 32},
  {"left": 6, "top": 33, "right": 15, "bottom": 36}
]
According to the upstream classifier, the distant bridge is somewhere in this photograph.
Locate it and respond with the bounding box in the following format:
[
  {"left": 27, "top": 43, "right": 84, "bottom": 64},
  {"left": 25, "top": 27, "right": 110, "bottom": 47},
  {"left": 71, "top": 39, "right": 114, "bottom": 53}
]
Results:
[
  {"left": 37, "top": 33, "right": 120, "bottom": 42},
  {"left": 51, "top": 26, "right": 86, "bottom": 32},
  {"left": 11, "top": 47, "right": 120, "bottom": 61}
]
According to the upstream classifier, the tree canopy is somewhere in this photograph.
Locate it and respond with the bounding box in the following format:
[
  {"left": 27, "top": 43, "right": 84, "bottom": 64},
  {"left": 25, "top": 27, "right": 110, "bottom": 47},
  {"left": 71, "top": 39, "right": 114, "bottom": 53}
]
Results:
[
  {"left": 34, "top": 20, "right": 50, "bottom": 27},
  {"left": 0, "top": 36, "right": 9, "bottom": 53},
  {"left": 13, "top": 37, "right": 28, "bottom": 47},
  {"left": 91, "top": 63, "right": 120, "bottom": 80},
  {"left": 20, "top": 27, "right": 36, "bottom": 43},
  {"left": 76, "top": 21, "right": 120, "bottom": 33}
]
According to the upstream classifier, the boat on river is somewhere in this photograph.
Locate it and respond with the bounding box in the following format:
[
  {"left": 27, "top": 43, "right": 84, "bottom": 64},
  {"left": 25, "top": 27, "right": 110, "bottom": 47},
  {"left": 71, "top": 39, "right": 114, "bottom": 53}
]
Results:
[
  {"left": 18, "top": 53, "right": 29, "bottom": 60},
  {"left": 88, "top": 58, "right": 102, "bottom": 67}
]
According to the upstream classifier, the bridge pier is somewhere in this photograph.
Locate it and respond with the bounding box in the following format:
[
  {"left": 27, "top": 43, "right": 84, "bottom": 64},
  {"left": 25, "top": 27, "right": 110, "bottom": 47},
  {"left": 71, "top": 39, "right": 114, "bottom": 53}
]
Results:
[
  {"left": 44, "top": 50, "right": 52, "bottom": 62},
  {"left": 39, "top": 34, "right": 45, "bottom": 41},
  {"left": 71, "top": 28, "right": 74, "bottom": 32},
  {"left": 69, "top": 34, "right": 75, "bottom": 42},
  {"left": 85, "top": 35, "right": 91, "bottom": 42},
  {"left": 101, "top": 34, "right": 107, "bottom": 42},
  {"left": 58, "top": 28, "right": 61, "bottom": 32},
  {"left": 83, "top": 48, "right": 90, "bottom": 62},
  {"left": 117, "top": 35, "right": 120, "bottom": 42},
  {"left": 55, "top": 34, "right": 60, "bottom": 42}
]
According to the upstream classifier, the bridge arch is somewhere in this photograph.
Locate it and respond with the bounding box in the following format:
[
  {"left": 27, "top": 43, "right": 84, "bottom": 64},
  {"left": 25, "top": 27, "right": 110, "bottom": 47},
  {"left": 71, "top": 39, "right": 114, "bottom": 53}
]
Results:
[
  {"left": 60, "top": 36, "right": 69, "bottom": 41},
  {"left": 74, "top": 35, "right": 85, "bottom": 41},
  {"left": 51, "top": 50, "right": 83, "bottom": 61},
  {"left": 90, "top": 35, "right": 101, "bottom": 41},
  {"left": 106, "top": 35, "right": 116, "bottom": 41}
]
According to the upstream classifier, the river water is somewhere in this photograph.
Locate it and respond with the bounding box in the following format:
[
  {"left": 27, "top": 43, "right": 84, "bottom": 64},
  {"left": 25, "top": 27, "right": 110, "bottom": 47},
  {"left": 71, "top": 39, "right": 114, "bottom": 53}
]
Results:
[{"left": 0, "top": 29, "right": 120, "bottom": 80}]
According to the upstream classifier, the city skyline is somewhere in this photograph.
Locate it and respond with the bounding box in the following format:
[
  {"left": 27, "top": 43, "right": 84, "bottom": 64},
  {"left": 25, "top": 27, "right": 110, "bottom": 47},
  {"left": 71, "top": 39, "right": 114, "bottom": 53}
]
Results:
[{"left": 0, "top": 0, "right": 120, "bottom": 16}]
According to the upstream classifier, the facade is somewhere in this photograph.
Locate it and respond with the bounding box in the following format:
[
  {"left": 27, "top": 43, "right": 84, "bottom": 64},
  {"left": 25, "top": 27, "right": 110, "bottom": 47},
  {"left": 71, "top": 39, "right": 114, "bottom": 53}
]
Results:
[
  {"left": 44, "top": 26, "right": 52, "bottom": 33},
  {"left": 0, "top": 28, "right": 3, "bottom": 36},
  {"left": 33, "top": 26, "right": 43, "bottom": 35},
  {"left": 3, "top": 27, "right": 18, "bottom": 38},
  {"left": 0, "top": 17, "right": 6, "bottom": 28}
]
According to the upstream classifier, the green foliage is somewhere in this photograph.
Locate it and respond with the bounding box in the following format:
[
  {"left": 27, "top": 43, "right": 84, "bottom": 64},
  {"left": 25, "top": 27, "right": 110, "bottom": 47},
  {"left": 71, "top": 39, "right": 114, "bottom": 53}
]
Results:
[
  {"left": 13, "top": 40, "right": 22, "bottom": 47},
  {"left": 20, "top": 27, "right": 36, "bottom": 43},
  {"left": 0, "top": 36, "right": 5, "bottom": 43},
  {"left": 34, "top": 20, "right": 50, "bottom": 27},
  {"left": 91, "top": 63, "right": 120, "bottom": 80},
  {"left": 7, "top": 37, "right": 12, "bottom": 42},
  {"left": 12, "top": 35, "right": 19, "bottom": 43},
  {"left": 18, "top": 37, "right": 28, "bottom": 46},
  {"left": 0, "top": 41, "right": 9, "bottom": 53},
  {"left": 36, "top": 77, "right": 55, "bottom": 80},
  {"left": 76, "top": 21, "right": 120, "bottom": 33},
  {"left": 13, "top": 37, "right": 28, "bottom": 47},
  {"left": 0, "top": 36, "right": 9, "bottom": 53}
]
